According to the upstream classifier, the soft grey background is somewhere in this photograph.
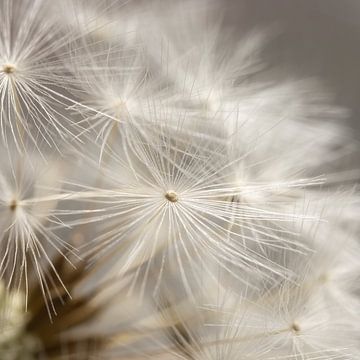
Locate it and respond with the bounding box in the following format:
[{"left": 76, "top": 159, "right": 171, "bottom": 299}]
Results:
[{"left": 224, "top": 0, "right": 360, "bottom": 137}]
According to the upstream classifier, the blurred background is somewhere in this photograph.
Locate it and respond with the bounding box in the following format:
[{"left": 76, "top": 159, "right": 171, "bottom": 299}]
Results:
[{"left": 224, "top": 0, "right": 360, "bottom": 139}]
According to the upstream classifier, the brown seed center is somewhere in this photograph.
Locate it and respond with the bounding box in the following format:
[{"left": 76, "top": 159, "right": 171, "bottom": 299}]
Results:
[
  {"left": 9, "top": 199, "right": 18, "bottom": 212},
  {"left": 2, "top": 64, "right": 16, "bottom": 74},
  {"left": 291, "top": 322, "right": 301, "bottom": 333},
  {"left": 165, "top": 190, "right": 178, "bottom": 203}
]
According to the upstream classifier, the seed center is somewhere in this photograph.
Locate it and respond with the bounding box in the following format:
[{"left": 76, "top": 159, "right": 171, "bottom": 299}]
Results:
[
  {"left": 2, "top": 64, "right": 16, "bottom": 74},
  {"left": 165, "top": 190, "right": 178, "bottom": 203},
  {"left": 318, "top": 273, "right": 329, "bottom": 283},
  {"left": 291, "top": 322, "right": 301, "bottom": 333},
  {"left": 9, "top": 200, "right": 18, "bottom": 212}
]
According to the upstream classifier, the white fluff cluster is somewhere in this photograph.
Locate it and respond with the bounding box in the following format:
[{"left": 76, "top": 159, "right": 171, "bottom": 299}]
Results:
[{"left": 0, "top": 0, "right": 359, "bottom": 359}]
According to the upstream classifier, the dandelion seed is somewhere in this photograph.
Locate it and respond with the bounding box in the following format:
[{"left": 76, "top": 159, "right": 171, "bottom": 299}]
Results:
[
  {"left": 154, "top": 277, "right": 360, "bottom": 360},
  {"left": 9, "top": 199, "right": 18, "bottom": 212},
  {"left": 0, "top": 0, "right": 111, "bottom": 154},
  {"left": 64, "top": 119, "right": 323, "bottom": 299},
  {"left": 2, "top": 64, "right": 16, "bottom": 74},
  {"left": 0, "top": 149, "right": 77, "bottom": 316},
  {"left": 165, "top": 190, "right": 178, "bottom": 203},
  {"left": 290, "top": 322, "right": 300, "bottom": 333}
]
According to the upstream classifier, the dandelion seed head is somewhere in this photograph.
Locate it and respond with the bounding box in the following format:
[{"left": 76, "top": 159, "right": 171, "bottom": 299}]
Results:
[{"left": 0, "top": 0, "right": 356, "bottom": 359}]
